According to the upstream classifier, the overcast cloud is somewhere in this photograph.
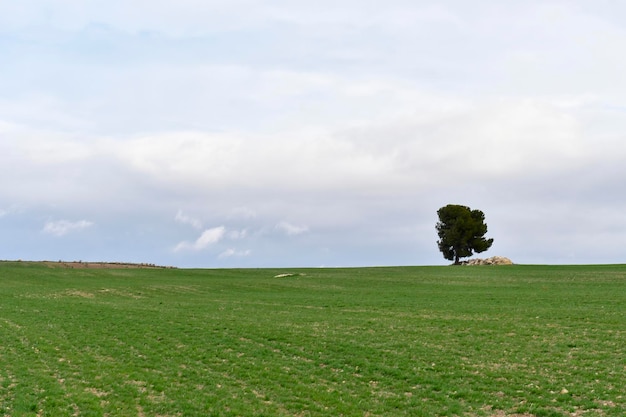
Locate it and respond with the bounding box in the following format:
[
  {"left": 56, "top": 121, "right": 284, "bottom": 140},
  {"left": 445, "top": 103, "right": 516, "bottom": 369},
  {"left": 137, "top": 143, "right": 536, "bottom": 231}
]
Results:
[{"left": 1, "top": 1, "right": 625, "bottom": 267}]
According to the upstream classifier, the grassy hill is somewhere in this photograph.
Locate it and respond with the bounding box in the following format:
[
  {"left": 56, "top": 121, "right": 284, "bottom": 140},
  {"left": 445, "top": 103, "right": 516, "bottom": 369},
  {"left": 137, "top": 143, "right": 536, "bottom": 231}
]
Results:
[{"left": 0, "top": 262, "right": 624, "bottom": 416}]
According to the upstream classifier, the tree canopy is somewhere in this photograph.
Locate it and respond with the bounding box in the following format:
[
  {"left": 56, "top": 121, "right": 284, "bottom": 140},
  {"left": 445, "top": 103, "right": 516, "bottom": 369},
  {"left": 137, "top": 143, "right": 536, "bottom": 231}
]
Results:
[{"left": 436, "top": 204, "right": 494, "bottom": 265}]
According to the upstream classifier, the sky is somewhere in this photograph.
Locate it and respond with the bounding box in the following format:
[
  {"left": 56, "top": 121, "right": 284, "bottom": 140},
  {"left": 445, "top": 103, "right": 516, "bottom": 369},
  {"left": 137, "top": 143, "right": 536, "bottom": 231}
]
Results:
[{"left": 1, "top": 0, "right": 626, "bottom": 268}]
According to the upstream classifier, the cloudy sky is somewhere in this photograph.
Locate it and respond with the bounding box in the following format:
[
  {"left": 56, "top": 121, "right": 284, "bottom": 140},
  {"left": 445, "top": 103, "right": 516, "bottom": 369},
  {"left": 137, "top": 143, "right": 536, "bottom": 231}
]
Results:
[{"left": 1, "top": 1, "right": 625, "bottom": 267}]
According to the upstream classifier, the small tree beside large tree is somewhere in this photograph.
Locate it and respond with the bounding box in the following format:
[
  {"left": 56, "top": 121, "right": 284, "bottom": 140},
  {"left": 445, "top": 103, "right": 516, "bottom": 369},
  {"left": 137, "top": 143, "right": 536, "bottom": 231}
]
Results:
[{"left": 436, "top": 204, "right": 494, "bottom": 265}]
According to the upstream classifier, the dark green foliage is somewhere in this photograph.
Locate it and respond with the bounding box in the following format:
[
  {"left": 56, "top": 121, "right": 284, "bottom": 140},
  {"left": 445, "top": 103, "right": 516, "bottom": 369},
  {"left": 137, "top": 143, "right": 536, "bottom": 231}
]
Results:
[{"left": 436, "top": 204, "right": 494, "bottom": 264}]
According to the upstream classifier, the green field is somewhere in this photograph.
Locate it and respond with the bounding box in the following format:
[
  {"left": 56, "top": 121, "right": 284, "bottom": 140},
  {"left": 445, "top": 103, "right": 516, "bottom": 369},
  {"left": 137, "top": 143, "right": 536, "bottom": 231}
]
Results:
[{"left": 0, "top": 262, "right": 624, "bottom": 416}]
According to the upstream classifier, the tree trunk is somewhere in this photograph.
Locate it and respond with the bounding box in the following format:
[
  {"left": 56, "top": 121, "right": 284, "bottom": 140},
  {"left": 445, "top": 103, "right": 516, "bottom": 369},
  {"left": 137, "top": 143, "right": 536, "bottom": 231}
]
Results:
[{"left": 454, "top": 253, "right": 460, "bottom": 265}]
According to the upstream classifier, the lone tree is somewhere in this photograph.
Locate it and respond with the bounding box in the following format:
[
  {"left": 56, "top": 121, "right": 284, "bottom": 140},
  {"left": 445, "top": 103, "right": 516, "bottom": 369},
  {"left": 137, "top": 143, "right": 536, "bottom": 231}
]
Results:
[{"left": 436, "top": 204, "right": 494, "bottom": 265}]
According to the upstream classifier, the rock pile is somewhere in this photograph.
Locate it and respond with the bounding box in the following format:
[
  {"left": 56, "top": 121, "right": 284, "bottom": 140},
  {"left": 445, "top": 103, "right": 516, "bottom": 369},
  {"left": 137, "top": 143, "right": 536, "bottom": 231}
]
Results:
[{"left": 461, "top": 256, "right": 513, "bottom": 266}]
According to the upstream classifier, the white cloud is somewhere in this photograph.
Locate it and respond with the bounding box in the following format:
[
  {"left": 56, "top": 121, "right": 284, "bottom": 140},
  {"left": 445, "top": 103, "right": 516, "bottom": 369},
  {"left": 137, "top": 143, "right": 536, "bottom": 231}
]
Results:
[
  {"left": 228, "top": 229, "right": 248, "bottom": 240},
  {"left": 229, "top": 207, "right": 257, "bottom": 219},
  {"left": 105, "top": 94, "right": 599, "bottom": 196},
  {"left": 0, "top": 204, "right": 18, "bottom": 218},
  {"left": 174, "top": 226, "right": 226, "bottom": 252},
  {"left": 0, "top": 1, "right": 456, "bottom": 37},
  {"left": 4, "top": 91, "right": 622, "bottom": 221},
  {"left": 276, "top": 221, "right": 309, "bottom": 236},
  {"left": 42, "top": 220, "right": 93, "bottom": 237},
  {"left": 174, "top": 210, "right": 203, "bottom": 229},
  {"left": 219, "top": 248, "right": 251, "bottom": 259},
  {"left": 0, "top": 121, "right": 97, "bottom": 164}
]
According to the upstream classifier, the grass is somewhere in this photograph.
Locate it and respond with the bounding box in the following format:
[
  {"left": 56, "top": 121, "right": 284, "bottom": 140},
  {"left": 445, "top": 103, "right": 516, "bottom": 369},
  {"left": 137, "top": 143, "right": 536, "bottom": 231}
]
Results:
[{"left": 0, "top": 262, "right": 624, "bottom": 416}]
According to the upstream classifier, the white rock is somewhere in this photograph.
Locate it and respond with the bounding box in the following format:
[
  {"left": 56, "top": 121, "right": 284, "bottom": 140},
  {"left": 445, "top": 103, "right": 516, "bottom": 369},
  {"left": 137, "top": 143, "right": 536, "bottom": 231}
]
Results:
[{"left": 461, "top": 256, "right": 513, "bottom": 266}]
